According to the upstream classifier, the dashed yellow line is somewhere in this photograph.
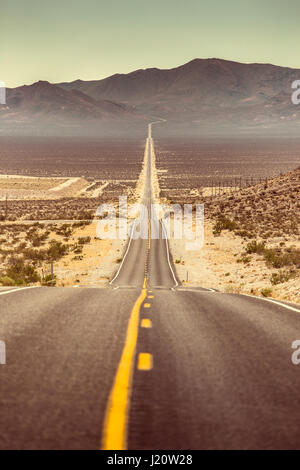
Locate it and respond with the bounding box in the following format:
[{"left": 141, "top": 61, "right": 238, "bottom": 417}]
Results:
[
  {"left": 141, "top": 318, "right": 152, "bottom": 328},
  {"left": 148, "top": 219, "right": 151, "bottom": 249},
  {"left": 148, "top": 295, "right": 154, "bottom": 299},
  {"left": 137, "top": 353, "right": 153, "bottom": 371},
  {"left": 101, "top": 278, "right": 147, "bottom": 450},
  {"left": 102, "top": 133, "right": 156, "bottom": 449}
]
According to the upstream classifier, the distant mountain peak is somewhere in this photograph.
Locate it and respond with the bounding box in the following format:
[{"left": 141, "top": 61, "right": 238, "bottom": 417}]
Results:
[{"left": 2, "top": 58, "right": 300, "bottom": 133}]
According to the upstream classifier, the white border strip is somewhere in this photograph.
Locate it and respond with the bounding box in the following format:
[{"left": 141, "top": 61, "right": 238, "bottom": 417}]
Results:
[
  {"left": 241, "top": 293, "right": 300, "bottom": 313},
  {"left": 161, "top": 220, "right": 179, "bottom": 288},
  {"left": 178, "top": 287, "right": 217, "bottom": 293},
  {"left": 0, "top": 286, "right": 39, "bottom": 296},
  {"left": 109, "top": 219, "right": 137, "bottom": 285}
]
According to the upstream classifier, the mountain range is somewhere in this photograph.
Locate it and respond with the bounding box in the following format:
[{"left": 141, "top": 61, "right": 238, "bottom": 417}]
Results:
[{"left": 1, "top": 58, "right": 300, "bottom": 135}]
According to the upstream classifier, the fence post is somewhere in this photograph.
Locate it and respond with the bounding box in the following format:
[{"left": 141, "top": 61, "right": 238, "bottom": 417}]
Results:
[{"left": 51, "top": 262, "right": 54, "bottom": 286}]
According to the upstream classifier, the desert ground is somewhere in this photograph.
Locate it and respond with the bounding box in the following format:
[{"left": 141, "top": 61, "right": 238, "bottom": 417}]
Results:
[
  {"left": 0, "top": 136, "right": 299, "bottom": 301},
  {"left": 0, "top": 137, "right": 146, "bottom": 287},
  {"left": 164, "top": 166, "right": 300, "bottom": 304},
  {"left": 156, "top": 137, "right": 300, "bottom": 204}
]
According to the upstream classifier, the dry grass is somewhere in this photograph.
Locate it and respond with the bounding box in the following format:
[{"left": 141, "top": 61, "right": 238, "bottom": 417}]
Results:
[
  {"left": 205, "top": 168, "right": 300, "bottom": 239},
  {"left": 167, "top": 168, "right": 300, "bottom": 303}
]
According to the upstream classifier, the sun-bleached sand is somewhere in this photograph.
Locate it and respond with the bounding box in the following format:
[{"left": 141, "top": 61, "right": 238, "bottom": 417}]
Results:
[{"left": 169, "top": 220, "right": 300, "bottom": 304}]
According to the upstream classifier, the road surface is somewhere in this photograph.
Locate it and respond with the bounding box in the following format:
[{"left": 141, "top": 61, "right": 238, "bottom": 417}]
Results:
[{"left": 0, "top": 124, "right": 300, "bottom": 450}]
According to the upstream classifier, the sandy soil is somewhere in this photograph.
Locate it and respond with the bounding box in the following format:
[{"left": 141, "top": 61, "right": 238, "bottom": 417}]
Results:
[
  {"left": 47, "top": 144, "right": 149, "bottom": 286},
  {"left": 0, "top": 174, "right": 91, "bottom": 200},
  {"left": 0, "top": 175, "right": 67, "bottom": 189},
  {"left": 170, "top": 221, "right": 300, "bottom": 304},
  {"left": 0, "top": 140, "right": 146, "bottom": 287},
  {"left": 49, "top": 177, "right": 81, "bottom": 192},
  {"left": 46, "top": 222, "right": 125, "bottom": 287},
  {"left": 0, "top": 174, "right": 120, "bottom": 200}
]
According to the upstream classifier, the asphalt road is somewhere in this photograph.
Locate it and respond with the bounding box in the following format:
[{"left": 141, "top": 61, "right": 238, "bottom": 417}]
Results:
[
  {"left": 0, "top": 124, "right": 300, "bottom": 450},
  {"left": 110, "top": 124, "right": 177, "bottom": 289}
]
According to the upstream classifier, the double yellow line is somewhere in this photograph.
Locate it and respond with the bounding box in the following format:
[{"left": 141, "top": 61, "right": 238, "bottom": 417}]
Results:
[{"left": 101, "top": 279, "right": 147, "bottom": 450}]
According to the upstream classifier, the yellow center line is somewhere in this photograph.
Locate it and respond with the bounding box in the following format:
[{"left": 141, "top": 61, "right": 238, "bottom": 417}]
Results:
[
  {"left": 141, "top": 318, "right": 152, "bottom": 328},
  {"left": 148, "top": 295, "right": 154, "bottom": 299},
  {"left": 144, "top": 303, "right": 151, "bottom": 308},
  {"left": 101, "top": 278, "right": 147, "bottom": 450},
  {"left": 137, "top": 353, "right": 153, "bottom": 371}
]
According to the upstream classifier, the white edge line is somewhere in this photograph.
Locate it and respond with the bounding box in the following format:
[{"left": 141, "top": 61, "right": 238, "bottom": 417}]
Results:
[
  {"left": 241, "top": 293, "right": 300, "bottom": 313},
  {"left": 0, "top": 286, "right": 39, "bottom": 296},
  {"left": 178, "top": 288, "right": 218, "bottom": 293},
  {"left": 110, "top": 123, "right": 170, "bottom": 288},
  {"left": 149, "top": 128, "right": 178, "bottom": 289},
  {"left": 161, "top": 220, "right": 179, "bottom": 288},
  {"left": 109, "top": 219, "right": 136, "bottom": 285}
]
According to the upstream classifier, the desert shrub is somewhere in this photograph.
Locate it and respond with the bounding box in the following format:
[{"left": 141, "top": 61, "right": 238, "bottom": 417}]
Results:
[
  {"left": 263, "top": 247, "right": 300, "bottom": 269},
  {"left": 31, "top": 234, "right": 47, "bottom": 247},
  {"left": 0, "top": 276, "right": 16, "bottom": 286},
  {"left": 261, "top": 287, "right": 273, "bottom": 298},
  {"left": 244, "top": 241, "right": 300, "bottom": 270},
  {"left": 270, "top": 270, "right": 296, "bottom": 285},
  {"left": 23, "top": 240, "right": 68, "bottom": 262},
  {"left": 15, "top": 242, "right": 27, "bottom": 253},
  {"left": 47, "top": 241, "right": 69, "bottom": 261},
  {"left": 289, "top": 218, "right": 299, "bottom": 234},
  {"left": 55, "top": 224, "right": 73, "bottom": 238},
  {"left": 0, "top": 248, "right": 13, "bottom": 259},
  {"left": 237, "top": 255, "right": 251, "bottom": 264},
  {"left": 72, "top": 244, "right": 83, "bottom": 254},
  {"left": 25, "top": 228, "right": 37, "bottom": 240},
  {"left": 78, "top": 236, "right": 91, "bottom": 245},
  {"left": 72, "top": 221, "right": 90, "bottom": 228},
  {"left": 234, "top": 229, "right": 254, "bottom": 238},
  {"left": 6, "top": 258, "right": 40, "bottom": 285},
  {"left": 246, "top": 240, "right": 266, "bottom": 255},
  {"left": 23, "top": 247, "right": 46, "bottom": 261},
  {"left": 41, "top": 274, "right": 56, "bottom": 287},
  {"left": 213, "top": 215, "right": 237, "bottom": 235},
  {"left": 78, "top": 210, "right": 93, "bottom": 220}
]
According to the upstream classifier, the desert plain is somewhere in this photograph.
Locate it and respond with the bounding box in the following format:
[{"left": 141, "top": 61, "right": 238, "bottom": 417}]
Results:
[{"left": 0, "top": 135, "right": 299, "bottom": 303}]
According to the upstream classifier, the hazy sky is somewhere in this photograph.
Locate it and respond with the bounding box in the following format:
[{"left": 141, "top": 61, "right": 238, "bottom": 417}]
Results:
[{"left": 2, "top": 0, "right": 300, "bottom": 87}]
